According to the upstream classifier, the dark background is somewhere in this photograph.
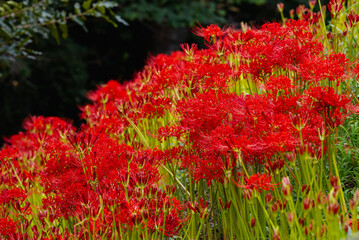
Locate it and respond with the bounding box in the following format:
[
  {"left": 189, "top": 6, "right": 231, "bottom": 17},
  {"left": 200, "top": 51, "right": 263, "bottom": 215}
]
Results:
[{"left": 0, "top": 0, "right": 315, "bottom": 144}]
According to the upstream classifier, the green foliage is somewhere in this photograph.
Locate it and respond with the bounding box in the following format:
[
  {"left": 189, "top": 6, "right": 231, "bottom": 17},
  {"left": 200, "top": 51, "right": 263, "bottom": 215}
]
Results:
[
  {"left": 0, "top": 0, "right": 127, "bottom": 67},
  {"left": 118, "top": 0, "right": 267, "bottom": 28},
  {"left": 0, "top": 36, "right": 91, "bottom": 140},
  {"left": 120, "top": 0, "right": 225, "bottom": 28},
  {"left": 337, "top": 115, "right": 359, "bottom": 202}
]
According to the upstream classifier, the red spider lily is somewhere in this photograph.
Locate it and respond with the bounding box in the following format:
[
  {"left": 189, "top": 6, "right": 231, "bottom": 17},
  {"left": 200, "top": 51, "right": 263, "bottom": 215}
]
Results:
[
  {"left": 38, "top": 123, "right": 187, "bottom": 237},
  {"left": 303, "top": 11, "right": 321, "bottom": 25},
  {"left": 140, "top": 96, "right": 172, "bottom": 118},
  {"left": 0, "top": 146, "right": 18, "bottom": 164},
  {"left": 347, "top": 12, "right": 359, "bottom": 28},
  {"left": 172, "top": 86, "right": 337, "bottom": 182},
  {"left": 0, "top": 188, "right": 27, "bottom": 205},
  {"left": 219, "top": 197, "right": 232, "bottom": 210},
  {"left": 1, "top": 18, "right": 359, "bottom": 238},
  {"left": 0, "top": 218, "right": 17, "bottom": 237},
  {"left": 347, "top": 218, "right": 359, "bottom": 232},
  {"left": 87, "top": 79, "right": 129, "bottom": 103},
  {"left": 180, "top": 43, "right": 198, "bottom": 58},
  {"left": 298, "top": 52, "right": 351, "bottom": 85},
  {"left": 4, "top": 116, "right": 75, "bottom": 157},
  {"left": 327, "top": 0, "right": 345, "bottom": 18},
  {"left": 296, "top": 5, "right": 307, "bottom": 19},
  {"left": 233, "top": 173, "right": 277, "bottom": 192},
  {"left": 265, "top": 75, "right": 294, "bottom": 95},
  {"left": 304, "top": 86, "right": 352, "bottom": 128},
  {"left": 187, "top": 198, "right": 209, "bottom": 219},
  {"left": 192, "top": 24, "right": 228, "bottom": 43},
  {"left": 22, "top": 116, "right": 74, "bottom": 135},
  {"left": 355, "top": 63, "right": 359, "bottom": 78}
]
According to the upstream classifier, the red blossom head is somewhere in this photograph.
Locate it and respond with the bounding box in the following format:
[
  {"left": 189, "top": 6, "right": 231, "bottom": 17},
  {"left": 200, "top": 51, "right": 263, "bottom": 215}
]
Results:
[
  {"left": 192, "top": 24, "right": 228, "bottom": 43},
  {"left": 0, "top": 218, "right": 17, "bottom": 237},
  {"left": 327, "top": 0, "right": 345, "bottom": 18},
  {"left": 234, "top": 173, "right": 277, "bottom": 192}
]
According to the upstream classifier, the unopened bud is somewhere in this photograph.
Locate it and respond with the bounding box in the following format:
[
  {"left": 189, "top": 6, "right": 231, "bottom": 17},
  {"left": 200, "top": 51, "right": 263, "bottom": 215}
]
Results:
[
  {"left": 289, "top": 9, "right": 295, "bottom": 19},
  {"left": 309, "top": 0, "right": 316, "bottom": 9},
  {"left": 303, "top": 198, "right": 311, "bottom": 210},
  {"left": 271, "top": 202, "right": 278, "bottom": 212},
  {"left": 277, "top": 3, "right": 284, "bottom": 12},
  {"left": 281, "top": 177, "right": 292, "bottom": 197},
  {"left": 344, "top": 223, "right": 349, "bottom": 233},
  {"left": 298, "top": 218, "right": 305, "bottom": 226},
  {"left": 327, "top": 202, "right": 340, "bottom": 215},
  {"left": 321, "top": 224, "right": 327, "bottom": 237},
  {"left": 301, "top": 184, "right": 311, "bottom": 195},
  {"left": 251, "top": 218, "right": 256, "bottom": 228},
  {"left": 287, "top": 211, "right": 295, "bottom": 226},
  {"left": 265, "top": 193, "right": 274, "bottom": 204},
  {"left": 273, "top": 228, "right": 281, "bottom": 240}
]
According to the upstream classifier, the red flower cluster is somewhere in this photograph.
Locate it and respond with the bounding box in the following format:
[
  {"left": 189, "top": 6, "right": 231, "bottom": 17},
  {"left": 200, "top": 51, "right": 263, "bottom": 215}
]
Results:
[
  {"left": 0, "top": 218, "right": 17, "bottom": 237},
  {"left": 0, "top": 19, "right": 358, "bottom": 238},
  {"left": 40, "top": 129, "right": 185, "bottom": 237},
  {"left": 233, "top": 173, "right": 276, "bottom": 192}
]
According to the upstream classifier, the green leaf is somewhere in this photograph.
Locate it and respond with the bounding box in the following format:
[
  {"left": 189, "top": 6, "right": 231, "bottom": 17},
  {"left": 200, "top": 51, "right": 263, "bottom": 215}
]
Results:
[
  {"left": 59, "top": 22, "right": 68, "bottom": 38},
  {"left": 72, "top": 16, "right": 88, "bottom": 32},
  {"left": 101, "top": 15, "right": 117, "bottom": 28},
  {"left": 6, "top": 1, "right": 19, "bottom": 7},
  {"left": 96, "top": 1, "right": 118, "bottom": 8},
  {"left": 88, "top": 10, "right": 102, "bottom": 17},
  {"left": 74, "top": 2, "right": 81, "bottom": 14},
  {"left": 96, "top": 5, "right": 105, "bottom": 14},
  {"left": 0, "top": 21, "right": 12, "bottom": 38},
  {"left": 18, "top": 37, "right": 32, "bottom": 47},
  {"left": 50, "top": 23, "right": 60, "bottom": 44},
  {"left": 114, "top": 15, "right": 128, "bottom": 26},
  {"left": 2, "top": 4, "right": 11, "bottom": 13},
  {"left": 82, "top": 0, "right": 92, "bottom": 10}
]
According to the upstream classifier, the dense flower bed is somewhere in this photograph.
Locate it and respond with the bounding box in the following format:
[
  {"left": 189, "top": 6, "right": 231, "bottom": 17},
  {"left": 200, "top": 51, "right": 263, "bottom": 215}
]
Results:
[{"left": 1, "top": 1, "right": 359, "bottom": 238}]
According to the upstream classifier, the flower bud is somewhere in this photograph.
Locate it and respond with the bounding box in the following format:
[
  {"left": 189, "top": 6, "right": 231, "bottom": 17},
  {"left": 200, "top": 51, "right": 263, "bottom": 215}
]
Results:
[
  {"left": 289, "top": 9, "right": 295, "bottom": 19},
  {"left": 321, "top": 224, "right": 327, "bottom": 237},
  {"left": 303, "top": 198, "right": 311, "bottom": 210},
  {"left": 330, "top": 175, "right": 338, "bottom": 187},
  {"left": 309, "top": 220, "right": 314, "bottom": 231},
  {"left": 309, "top": 0, "right": 316, "bottom": 9},
  {"left": 287, "top": 211, "right": 295, "bottom": 227},
  {"left": 265, "top": 193, "right": 274, "bottom": 204},
  {"left": 251, "top": 218, "right": 256, "bottom": 228},
  {"left": 281, "top": 177, "right": 292, "bottom": 197},
  {"left": 327, "top": 202, "right": 340, "bottom": 215},
  {"left": 272, "top": 202, "right": 278, "bottom": 213},
  {"left": 344, "top": 223, "right": 349, "bottom": 233},
  {"left": 277, "top": 3, "right": 284, "bottom": 13},
  {"left": 273, "top": 228, "right": 281, "bottom": 240},
  {"left": 301, "top": 184, "right": 311, "bottom": 195},
  {"left": 298, "top": 218, "right": 304, "bottom": 226}
]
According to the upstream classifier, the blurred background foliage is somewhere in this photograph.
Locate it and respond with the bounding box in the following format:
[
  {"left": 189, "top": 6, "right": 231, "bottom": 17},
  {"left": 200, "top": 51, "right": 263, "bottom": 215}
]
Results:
[{"left": 0, "top": 0, "right": 313, "bottom": 144}]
